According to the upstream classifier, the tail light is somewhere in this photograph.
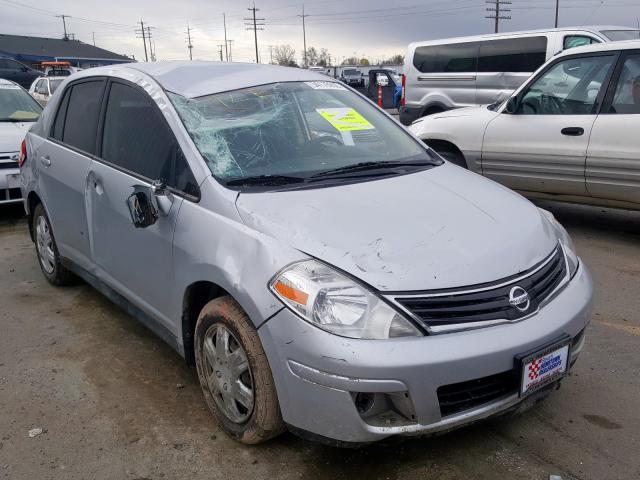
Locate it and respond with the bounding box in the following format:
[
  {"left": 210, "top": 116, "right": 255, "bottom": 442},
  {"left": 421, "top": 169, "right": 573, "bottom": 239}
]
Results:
[
  {"left": 18, "top": 139, "right": 27, "bottom": 167},
  {"left": 400, "top": 74, "right": 406, "bottom": 107}
]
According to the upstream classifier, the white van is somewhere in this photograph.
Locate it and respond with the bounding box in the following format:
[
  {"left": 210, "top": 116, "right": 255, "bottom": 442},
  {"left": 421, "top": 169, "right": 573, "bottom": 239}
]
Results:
[{"left": 399, "top": 25, "right": 640, "bottom": 125}]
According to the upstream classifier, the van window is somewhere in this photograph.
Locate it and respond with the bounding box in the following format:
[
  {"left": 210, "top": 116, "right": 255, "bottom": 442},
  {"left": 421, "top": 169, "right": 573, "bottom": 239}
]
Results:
[
  {"left": 609, "top": 54, "right": 640, "bottom": 114},
  {"left": 563, "top": 35, "right": 599, "bottom": 50},
  {"left": 101, "top": 82, "right": 198, "bottom": 195},
  {"left": 478, "top": 36, "right": 547, "bottom": 73},
  {"left": 61, "top": 80, "right": 104, "bottom": 154},
  {"left": 413, "top": 42, "right": 478, "bottom": 74}
]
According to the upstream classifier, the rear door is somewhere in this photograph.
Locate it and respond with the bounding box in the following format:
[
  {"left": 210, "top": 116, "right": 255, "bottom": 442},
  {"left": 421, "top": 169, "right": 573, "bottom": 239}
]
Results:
[
  {"left": 88, "top": 79, "right": 199, "bottom": 331},
  {"left": 36, "top": 78, "right": 106, "bottom": 270},
  {"left": 586, "top": 51, "right": 640, "bottom": 204},
  {"left": 482, "top": 52, "right": 617, "bottom": 195},
  {"left": 475, "top": 36, "right": 549, "bottom": 105}
]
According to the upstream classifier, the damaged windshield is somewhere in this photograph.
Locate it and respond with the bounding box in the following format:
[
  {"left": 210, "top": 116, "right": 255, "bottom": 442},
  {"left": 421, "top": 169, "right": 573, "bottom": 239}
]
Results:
[{"left": 168, "top": 81, "right": 438, "bottom": 187}]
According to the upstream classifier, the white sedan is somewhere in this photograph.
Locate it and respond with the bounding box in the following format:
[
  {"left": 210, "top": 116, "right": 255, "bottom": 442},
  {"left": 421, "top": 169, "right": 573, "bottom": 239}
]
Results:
[{"left": 409, "top": 40, "right": 640, "bottom": 210}]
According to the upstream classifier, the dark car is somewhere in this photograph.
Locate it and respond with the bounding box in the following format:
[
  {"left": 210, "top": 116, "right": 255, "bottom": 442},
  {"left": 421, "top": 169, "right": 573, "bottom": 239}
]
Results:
[{"left": 0, "top": 57, "right": 41, "bottom": 89}]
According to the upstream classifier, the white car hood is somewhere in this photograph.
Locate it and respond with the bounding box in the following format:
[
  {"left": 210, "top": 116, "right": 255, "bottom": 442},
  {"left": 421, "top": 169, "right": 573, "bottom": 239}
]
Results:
[
  {"left": 0, "top": 122, "right": 32, "bottom": 153},
  {"left": 235, "top": 164, "right": 558, "bottom": 292}
]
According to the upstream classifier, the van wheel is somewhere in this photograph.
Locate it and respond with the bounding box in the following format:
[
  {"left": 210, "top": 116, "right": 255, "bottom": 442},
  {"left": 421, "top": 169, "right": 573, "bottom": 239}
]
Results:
[
  {"left": 194, "top": 296, "right": 285, "bottom": 444},
  {"left": 33, "top": 203, "right": 75, "bottom": 286}
]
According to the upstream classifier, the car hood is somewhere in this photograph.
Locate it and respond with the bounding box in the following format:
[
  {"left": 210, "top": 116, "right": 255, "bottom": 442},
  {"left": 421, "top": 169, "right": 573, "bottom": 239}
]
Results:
[
  {"left": 0, "top": 122, "right": 32, "bottom": 153},
  {"left": 235, "top": 165, "right": 558, "bottom": 292}
]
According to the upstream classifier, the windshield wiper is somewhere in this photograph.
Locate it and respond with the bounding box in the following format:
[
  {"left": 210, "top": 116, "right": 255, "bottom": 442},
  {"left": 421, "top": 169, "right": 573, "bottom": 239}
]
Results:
[
  {"left": 225, "top": 174, "right": 307, "bottom": 187},
  {"left": 310, "top": 160, "right": 436, "bottom": 179}
]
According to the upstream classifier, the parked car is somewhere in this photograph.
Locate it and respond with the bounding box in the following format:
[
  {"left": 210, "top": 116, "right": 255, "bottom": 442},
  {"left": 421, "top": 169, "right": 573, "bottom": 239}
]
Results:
[
  {"left": 409, "top": 40, "right": 640, "bottom": 211},
  {"left": 0, "top": 79, "right": 41, "bottom": 205},
  {"left": 29, "top": 77, "right": 65, "bottom": 106},
  {"left": 21, "top": 62, "right": 592, "bottom": 445},
  {"left": 340, "top": 67, "right": 364, "bottom": 87},
  {"left": 400, "top": 25, "right": 640, "bottom": 125},
  {"left": 0, "top": 56, "right": 42, "bottom": 89}
]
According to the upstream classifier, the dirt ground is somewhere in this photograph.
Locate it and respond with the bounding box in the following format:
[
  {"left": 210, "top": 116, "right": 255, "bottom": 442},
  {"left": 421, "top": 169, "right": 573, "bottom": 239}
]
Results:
[{"left": 0, "top": 200, "right": 638, "bottom": 480}]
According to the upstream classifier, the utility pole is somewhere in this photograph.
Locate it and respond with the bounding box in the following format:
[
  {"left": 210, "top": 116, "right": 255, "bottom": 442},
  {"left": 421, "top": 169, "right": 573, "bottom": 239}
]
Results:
[
  {"left": 186, "top": 23, "right": 194, "bottom": 61},
  {"left": 135, "top": 20, "right": 149, "bottom": 62},
  {"left": 92, "top": 31, "right": 95, "bottom": 46},
  {"left": 268, "top": 45, "right": 274, "bottom": 64},
  {"left": 227, "top": 39, "right": 234, "bottom": 61},
  {"left": 223, "top": 13, "right": 229, "bottom": 61},
  {"left": 145, "top": 26, "right": 155, "bottom": 61},
  {"left": 245, "top": 5, "right": 265, "bottom": 63},
  {"left": 298, "top": 5, "right": 310, "bottom": 68},
  {"left": 217, "top": 44, "right": 225, "bottom": 61},
  {"left": 485, "top": 0, "right": 511, "bottom": 33},
  {"left": 56, "top": 14, "right": 69, "bottom": 40},
  {"left": 554, "top": 0, "right": 560, "bottom": 28}
]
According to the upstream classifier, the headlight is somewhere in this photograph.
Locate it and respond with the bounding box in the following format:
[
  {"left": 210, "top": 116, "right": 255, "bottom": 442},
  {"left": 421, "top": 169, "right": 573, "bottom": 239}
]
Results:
[
  {"left": 269, "top": 260, "right": 423, "bottom": 339},
  {"left": 539, "top": 208, "right": 579, "bottom": 277}
]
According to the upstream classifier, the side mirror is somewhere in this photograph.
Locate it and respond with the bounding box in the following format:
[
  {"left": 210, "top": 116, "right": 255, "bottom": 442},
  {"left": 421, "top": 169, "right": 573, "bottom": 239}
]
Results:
[
  {"left": 150, "top": 179, "right": 174, "bottom": 216},
  {"left": 504, "top": 96, "right": 519, "bottom": 114},
  {"left": 127, "top": 188, "right": 158, "bottom": 228}
]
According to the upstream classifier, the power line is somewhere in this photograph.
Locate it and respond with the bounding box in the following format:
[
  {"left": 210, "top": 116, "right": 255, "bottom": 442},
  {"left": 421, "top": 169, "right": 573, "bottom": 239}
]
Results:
[
  {"left": 186, "top": 23, "right": 194, "bottom": 61},
  {"left": 298, "top": 5, "right": 310, "bottom": 68},
  {"left": 245, "top": 5, "right": 265, "bottom": 63},
  {"left": 485, "top": 0, "right": 511, "bottom": 33}
]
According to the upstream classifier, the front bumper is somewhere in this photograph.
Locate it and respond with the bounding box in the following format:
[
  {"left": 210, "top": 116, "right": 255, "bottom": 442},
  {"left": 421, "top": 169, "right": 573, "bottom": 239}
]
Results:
[
  {"left": 258, "top": 262, "right": 593, "bottom": 443},
  {"left": 0, "top": 167, "right": 23, "bottom": 205}
]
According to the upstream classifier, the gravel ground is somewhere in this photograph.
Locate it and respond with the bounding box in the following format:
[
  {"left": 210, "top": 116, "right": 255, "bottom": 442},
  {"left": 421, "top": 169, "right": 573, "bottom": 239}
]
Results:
[{"left": 0, "top": 199, "right": 638, "bottom": 480}]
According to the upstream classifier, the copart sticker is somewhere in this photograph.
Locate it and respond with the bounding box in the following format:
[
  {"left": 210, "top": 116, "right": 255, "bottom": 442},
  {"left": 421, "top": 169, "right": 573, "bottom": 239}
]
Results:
[
  {"left": 316, "top": 108, "right": 374, "bottom": 132},
  {"left": 305, "top": 81, "right": 346, "bottom": 91}
]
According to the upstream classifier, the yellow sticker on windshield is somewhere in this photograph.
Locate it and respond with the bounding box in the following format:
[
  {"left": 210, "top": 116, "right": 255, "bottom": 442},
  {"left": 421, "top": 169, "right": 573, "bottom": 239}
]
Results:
[{"left": 316, "top": 108, "right": 374, "bottom": 132}]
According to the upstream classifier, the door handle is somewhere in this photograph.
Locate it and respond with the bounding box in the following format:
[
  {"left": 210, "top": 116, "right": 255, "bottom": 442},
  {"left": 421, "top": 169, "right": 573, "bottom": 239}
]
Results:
[
  {"left": 561, "top": 127, "right": 584, "bottom": 136},
  {"left": 40, "top": 155, "right": 51, "bottom": 167}
]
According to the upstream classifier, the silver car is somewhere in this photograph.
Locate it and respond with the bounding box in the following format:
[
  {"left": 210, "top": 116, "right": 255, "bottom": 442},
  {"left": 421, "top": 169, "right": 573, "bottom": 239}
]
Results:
[{"left": 20, "top": 62, "right": 593, "bottom": 445}]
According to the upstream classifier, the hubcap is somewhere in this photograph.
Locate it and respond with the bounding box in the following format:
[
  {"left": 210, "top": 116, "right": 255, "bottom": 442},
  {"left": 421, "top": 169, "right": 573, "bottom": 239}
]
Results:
[
  {"left": 35, "top": 215, "right": 55, "bottom": 274},
  {"left": 203, "top": 324, "right": 254, "bottom": 423}
]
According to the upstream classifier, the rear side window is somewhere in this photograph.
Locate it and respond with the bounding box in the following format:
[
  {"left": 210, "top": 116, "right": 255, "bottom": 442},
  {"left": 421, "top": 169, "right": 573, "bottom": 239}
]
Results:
[
  {"left": 609, "top": 54, "right": 640, "bottom": 114},
  {"left": 101, "top": 82, "right": 198, "bottom": 195},
  {"left": 51, "top": 88, "right": 71, "bottom": 141},
  {"left": 413, "top": 42, "right": 478, "bottom": 73},
  {"left": 563, "top": 35, "right": 599, "bottom": 50},
  {"left": 60, "top": 80, "right": 104, "bottom": 154},
  {"left": 478, "top": 36, "right": 548, "bottom": 73}
]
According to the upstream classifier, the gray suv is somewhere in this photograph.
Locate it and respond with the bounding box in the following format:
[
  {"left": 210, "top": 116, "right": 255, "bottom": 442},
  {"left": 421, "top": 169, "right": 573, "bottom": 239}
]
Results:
[{"left": 20, "top": 62, "right": 593, "bottom": 445}]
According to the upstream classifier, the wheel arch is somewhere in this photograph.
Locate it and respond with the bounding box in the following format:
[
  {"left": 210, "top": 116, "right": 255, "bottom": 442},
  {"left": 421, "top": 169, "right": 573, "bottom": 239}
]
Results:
[
  {"left": 423, "top": 139, "right": 468, "bottom": 168},
  {"left": 26, "top": 191, "right": 43, "bottom": 242}
]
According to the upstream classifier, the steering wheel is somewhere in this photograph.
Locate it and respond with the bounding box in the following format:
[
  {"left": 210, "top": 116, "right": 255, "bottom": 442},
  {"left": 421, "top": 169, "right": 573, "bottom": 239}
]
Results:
[{"left": 539, "top": 93, "right": 564, "bottom": 114}]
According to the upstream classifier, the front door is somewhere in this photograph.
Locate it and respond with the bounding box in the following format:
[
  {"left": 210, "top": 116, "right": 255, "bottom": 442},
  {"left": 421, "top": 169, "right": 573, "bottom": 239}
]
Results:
[
  {"left": 88, "top": 80, "right": 197, "bottom": 332},
  {"left": 586, "top": 51, "right": 640, "bottom": 205},
  {"left": 482, "top": 53, "right": 617, "bottom": 195}
]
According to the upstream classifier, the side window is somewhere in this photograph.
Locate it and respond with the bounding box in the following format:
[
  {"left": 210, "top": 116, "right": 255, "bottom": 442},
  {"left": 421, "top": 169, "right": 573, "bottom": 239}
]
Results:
[
  {"left": 101, "top": 82, "right": 198, "bottom": 195},
  {"left": 478, "top": 37, "right": 548, "bottom": 73},
  {"left": 0, "top": 59, "right": 9, "bottom": 69},
  {"left": 51, "top": 87, "right": 71, "bottom": 141},
  {"left": 413, "top": 42, "right": 478, "bottom": 74},
  {"left": 518, "top": 55, "right": 614, "bottom": 115},
  {"left": 35, "top": 80, "right": 47, "bottom": 94},
  {"left": 563, "top": 35, "right": 599, "bottom": 50},
  {"left": 6, "top": 60, "right": 23, "bottom": 71},
  {"left": 61, "top": 80, "right": 105, "bottom": 154},
  {"left": 609, "top": 54, "right": 640, "bottom": 114}
]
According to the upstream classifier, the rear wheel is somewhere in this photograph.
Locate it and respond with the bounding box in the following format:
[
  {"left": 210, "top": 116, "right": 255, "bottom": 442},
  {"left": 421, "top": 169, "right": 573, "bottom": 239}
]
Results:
[
  {"left": 33, "top": 203, "right": 75, "bottom": 286},
  {"left": 194, "top": 296, "right": 285, "bottom": 444}
]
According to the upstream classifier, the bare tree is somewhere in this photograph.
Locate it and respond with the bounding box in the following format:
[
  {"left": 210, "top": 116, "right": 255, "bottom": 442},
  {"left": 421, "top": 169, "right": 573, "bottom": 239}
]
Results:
[
  {"left": 383, "top": 54, "right": 404, "bottom": 65},
  {"left": 273, "top": 44, "right": 297, "bottom": 66},
  {"left": 317, "top": 48, "right": 330, "bottom": 67},
  {"left": 305, "top": 47, "right": 319, "bottom": 66}
]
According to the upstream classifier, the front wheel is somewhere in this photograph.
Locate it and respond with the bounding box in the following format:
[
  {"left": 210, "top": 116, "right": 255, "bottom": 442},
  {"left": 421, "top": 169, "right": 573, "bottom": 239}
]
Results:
[{"left": 194, "top": 296, "right": 285, "bottom": 444}]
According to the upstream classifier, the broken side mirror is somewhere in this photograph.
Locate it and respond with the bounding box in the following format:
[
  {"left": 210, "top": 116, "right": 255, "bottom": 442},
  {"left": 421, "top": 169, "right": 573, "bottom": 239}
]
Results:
[
  {"left": 127, "top": 188, "right": 158, "bottom": 228},
  {"left": 150, "top": 179, "right": 174, "bottom": 217}
]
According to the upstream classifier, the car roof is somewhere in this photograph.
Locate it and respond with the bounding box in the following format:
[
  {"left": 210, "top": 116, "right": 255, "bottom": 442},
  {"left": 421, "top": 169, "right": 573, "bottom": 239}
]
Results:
[
  {"left": 72, "top": 61, "right": 333, "bottom": 99},
  {"left": 407, "top": 25, "right": 637, "bottom": 48},
  {"left": 555, "top": 38, "right": 640, "bottom": 58},
  {"left": 0, "top": 78, "right": 19, "bottom": 87}
]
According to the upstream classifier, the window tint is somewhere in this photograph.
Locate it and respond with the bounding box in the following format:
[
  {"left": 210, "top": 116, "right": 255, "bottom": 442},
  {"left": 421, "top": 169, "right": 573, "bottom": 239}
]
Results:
[
  {"left": 563, "top": 35, "right": 598, "bottom": 50},
  {"left": 51, "top": 88, "right": 70, "bottom": 140},
  {"left": 61, "top": 80, "right": 104, "bottom": 153},
  {"left": 0, "top": 59, "right": 9, "bottom": 69},
  {"left": 102, "top": 82, "right": 198, "bottom": 195},
  {"left": 478, "top": 37, "right": 547, "bottom": 73},
  {"left": 518, "top": 55, "right": 614, "bottom": 115},
  {"left": 609, "top": 54, "right": 640, "bottom": 114},
  {"left": 413, "top": 42, "right": 478, "bottom": 73}
]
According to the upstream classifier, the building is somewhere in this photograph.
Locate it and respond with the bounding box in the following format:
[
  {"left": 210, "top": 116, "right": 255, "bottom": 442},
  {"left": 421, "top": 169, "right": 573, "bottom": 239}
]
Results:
[{"left": 0, "top": 34, "right": 133, "bottom": 69}]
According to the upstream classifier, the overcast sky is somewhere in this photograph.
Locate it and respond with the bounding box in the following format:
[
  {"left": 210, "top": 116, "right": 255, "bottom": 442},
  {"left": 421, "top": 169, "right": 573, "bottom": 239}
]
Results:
[{"left": 2, "top": 0, "right": 640, "bottom": 64}]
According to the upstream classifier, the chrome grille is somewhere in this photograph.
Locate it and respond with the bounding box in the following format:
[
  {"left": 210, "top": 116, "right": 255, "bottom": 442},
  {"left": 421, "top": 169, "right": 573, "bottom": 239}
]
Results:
[{"left": 0, "top": 152, "right": 19, "bottom": 169}]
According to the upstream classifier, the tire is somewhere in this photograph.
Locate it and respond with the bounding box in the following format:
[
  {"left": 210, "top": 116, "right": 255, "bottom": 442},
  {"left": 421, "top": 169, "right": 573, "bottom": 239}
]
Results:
[
  {"left": 32, "top": 203, "right": 76, "bottom": 286},
  {"left": 194, "top": 296, "right": 285, "bottom": 444}
]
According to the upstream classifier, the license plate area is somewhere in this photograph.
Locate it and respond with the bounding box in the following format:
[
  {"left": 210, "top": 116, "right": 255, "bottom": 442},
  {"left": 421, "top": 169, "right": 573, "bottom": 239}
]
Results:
[
  {"left": 517, "top": 338, "right": 571, "bottom": 397},
  {"left": 7, "top": 173, "right": 20, "bottom": 189}
]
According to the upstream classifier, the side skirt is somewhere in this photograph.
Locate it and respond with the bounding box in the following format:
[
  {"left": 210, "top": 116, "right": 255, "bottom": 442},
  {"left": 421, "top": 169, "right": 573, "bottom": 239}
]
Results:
[{"left": 60, "top": 257, "right": 184, "bottom": 357}]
